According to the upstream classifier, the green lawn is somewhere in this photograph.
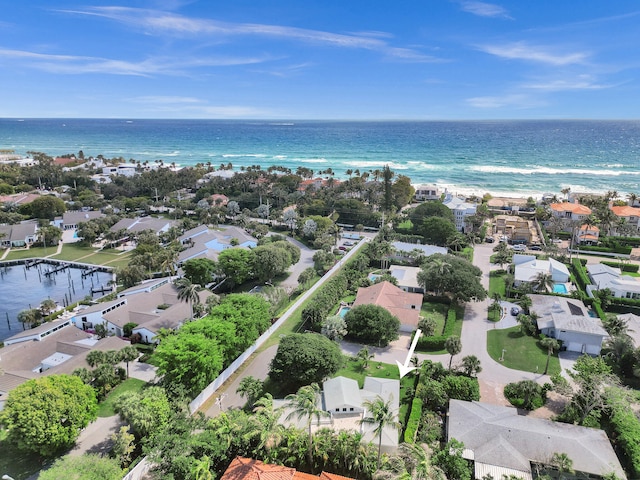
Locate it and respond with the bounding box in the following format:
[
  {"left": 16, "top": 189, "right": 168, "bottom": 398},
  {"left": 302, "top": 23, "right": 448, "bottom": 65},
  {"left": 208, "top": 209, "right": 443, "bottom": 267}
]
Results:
[
  {"left": 487, "top": 327, "right": 561, "bottom": 376},
  {"left": 51, "top": 244, "right": 132, "bottom": 266},
  {"left": 420, "top": 301, "right": 448, "bottom": 335},
  {"left": 97, "top": 378, "right": 146, "bottom": 417},
  {"left": 0, "top": 429, "right": 44, "bottom": 480},
  {"left": 4, "top": 246, "right": 52, "bottom": 260},
  {"left": 335, "top": 358, "right": 400, "bottom": 387},
  {"left": 489, "top": 270, "right": 507, "bottom": 298}
]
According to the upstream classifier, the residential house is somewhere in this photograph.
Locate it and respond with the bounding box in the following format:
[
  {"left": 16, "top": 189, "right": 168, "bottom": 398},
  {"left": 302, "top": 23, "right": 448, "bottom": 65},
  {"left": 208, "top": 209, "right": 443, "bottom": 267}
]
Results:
[
  {"left": 443, "top": 193, "right": 477, "bottom": 233},
  {"left": 274, "top": 376, "right": 400, "bottom": 454},
  {"left": 610, "top": 205, "right": 640, "bottom": 235},
  {"left": 388, "top": 265, "right": 423, "bottom": 293},
  {"left": 414, "top": 184, "right": 440, "bottom": 201},
  {"left": 390, "top": 241, "right": 447, "bottom": 264},
  {"left": 575, "top": 224, "right": 600, "bottom": 245},
  {"left": 549, "top": 202, "right": 592, "bottom": 223},
  {"left": 177, "top": 225, "right": 257, "bottom": 264},
  {"left": 530, "top": 294, "right": 608, "bottom": 355},
  {"left": 353, "top": 281, "right": 422, "bottom": 332},
  {"left": 59, "top": 210, "right": 105, "bottom": 230},
  {"left": 221, "top": 457, "right": 355, "bottom": 480},
  {"left": 512, "top": 254, "right": 570, "bottom": 288},
  {"left": 487, "top": 197, "right": 530, "bottom": 212},
  {"left": 210, "top": 193, "right": 229, "bottom": 207},
  {"left": 0, "top": 324, "right": 129, "bottom": 410},
  {"left": 447, "top": 399, "right": 626, "bottom": 480},
  {"left": 71, "top": 278, "right": 211, "bottom": 343},
  {"left": 586, "top": 264, "right": 640, "bottom": 300},
  {"left": 0, "top": 221, "right": 39, "bottom": 248},
  {"left": 109, "top": 216, "right": 175, "bottom": 237}
]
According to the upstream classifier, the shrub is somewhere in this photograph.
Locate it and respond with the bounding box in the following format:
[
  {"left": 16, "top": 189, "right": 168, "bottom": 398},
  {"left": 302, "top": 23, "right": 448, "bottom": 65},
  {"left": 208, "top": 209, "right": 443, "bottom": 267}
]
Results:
[
  {"left": 442, "top": 375, "right": 479, "bottom": 402},
  {"left": 504, "top": 380, "right": 546, "bottom": 410},
  {"left": 607, "top": 397, "right": 640, "bottom": 478},
  {"left": 601, "top": 261, "right": 640, "bottom": 273},
  {"left": 403, "top": 398, "right": 423, "bottom": 443}
]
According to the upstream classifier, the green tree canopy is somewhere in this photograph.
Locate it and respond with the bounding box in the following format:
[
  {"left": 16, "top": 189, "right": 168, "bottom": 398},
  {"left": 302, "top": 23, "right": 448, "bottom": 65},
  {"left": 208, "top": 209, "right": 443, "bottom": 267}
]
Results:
[
  {"left": 418, "top": 253, "right": 487, "bottom": 303},
  {"left": 420, "top": 217, "right": 458, "bottom": 246},
  {"left": 183, "top": 258, "right": 217, "bottom": 286},
  {"left": 252, "top": 244, "right": 292, "bottom": 282},
  {"left": 20, "top": 195, "right": 66, "bottom": 219},
  {"left": 217, "top": 248, "right": 255, "bottom": 287},
  {"left": 269, "top": 333, "right": 344, "bottom": 392},
  {"left": 344, "top": 304, "right": 400, "bottom": 347},
  {"left": 38, "top": 454, "right": 123, "bottom": 480},
  {"left": 1, "top": 374, "right": 97, "bottom": 456},
  {"left": 115, "top": 386, "right": 172, "bottom": 438}
]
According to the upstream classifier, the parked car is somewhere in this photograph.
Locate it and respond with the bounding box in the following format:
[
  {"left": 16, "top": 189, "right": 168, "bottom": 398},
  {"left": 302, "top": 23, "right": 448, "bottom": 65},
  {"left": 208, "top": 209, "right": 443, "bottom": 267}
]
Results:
[
  {"left": 529, "top": 245, "right": 542, "bottom": 251},
  {"left": 343, "top": 241, "right": 354, "bottom": 246},
  {"left": 552, "top": 238, "right": 563, "bottom": 244},
  {"left": 338, "top": 246, "right": 347, "bottom": 251},
  {"left": 511, "top": 244, "right": 527, "bottom": 252},
  {"left": 511, "top": 306, "right": 520, "bottom": 316},
  {"left": 485, "top": 237, "right": 495, "bottom": 243}
]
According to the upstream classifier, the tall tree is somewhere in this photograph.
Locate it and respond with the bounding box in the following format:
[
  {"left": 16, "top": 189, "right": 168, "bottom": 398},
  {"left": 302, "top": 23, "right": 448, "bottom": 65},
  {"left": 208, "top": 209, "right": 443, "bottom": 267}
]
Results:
[
  {"left": 236, "top": 376, "right": 264, "bottom": 410},
  {"left": 175, "top": 277, "right": 200, "bottom": 320},
  {"left": 540, "top": 337, "right": 559, "bottom": 375},
  {"left": 359, "top": 395, "right": 399, "bottom": 469},
  {"left": 445, "top": 335, "right": 462, "bottom": 370},
  {"left": 118, "top": 345, "right": 139, "bottom": 378},
  {"left": 285, "top": 383, "right": 330, "bottom": 469}
]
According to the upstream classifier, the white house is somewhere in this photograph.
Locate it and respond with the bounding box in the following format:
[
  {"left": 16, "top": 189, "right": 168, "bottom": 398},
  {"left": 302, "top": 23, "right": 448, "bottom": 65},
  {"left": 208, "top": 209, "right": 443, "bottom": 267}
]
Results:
[
  {"left": 390, "top": 241, "right": 447, "bottom": 263},
  {"left": 388, "top": 265, "right": 423, "bottom": 293},
  {"left": 109, "top": 216, "right": 176, "bottom": 237},
  {"left": 574, "top": 224, "right": 600, "bottom": 245},
  {"left": 586, "top": 263, "right": 640, "bottom": 300},
  {"left": 530, "top": 294, "right": 608, "bottom": 355},
  {"left": 610, "top": 205, "right": 640, "bottom": 235},
  {"left": 275, "top": 376, "right": 400, "bottom": 454},
  {"left": 177, "top": 225, "right": 258, "bottom": 264},
  {"left": 512, "top": 254, "right": 570, "bottom": 288},
  {"left": 549, "top": 202, "right": 592, "bottom": 222},
  {"left": 0, "top": 221, "right": 39, "bottom": 248},
  {"left": 59, "top": 210, "right": 105, "bottom": 230},
  {"left": 443, "top": 193, "right": 477, "bottom": 233},
  {"left": 447, "top": 399, "right": 626, "bottom": 480},
  {"left": 414, "top": 184, "right": 440, "bottom": 201}
]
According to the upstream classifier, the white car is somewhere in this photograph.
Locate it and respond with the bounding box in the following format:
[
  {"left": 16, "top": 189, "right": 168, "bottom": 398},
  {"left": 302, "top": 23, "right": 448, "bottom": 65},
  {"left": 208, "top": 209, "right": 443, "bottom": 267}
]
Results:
[{"left": 511, "top": 244, "right": 527, "bottom": 252}]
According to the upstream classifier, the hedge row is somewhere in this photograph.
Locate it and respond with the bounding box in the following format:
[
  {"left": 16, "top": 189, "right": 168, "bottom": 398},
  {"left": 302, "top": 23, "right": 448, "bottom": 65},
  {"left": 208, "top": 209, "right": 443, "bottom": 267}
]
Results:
[
  {"left": 608, "top": 399, "right": 640, "bottom": 479},
  {"left": 571, "top": 258, "right": 591, "bottom": 291},
  {"left": 416, "top": 304, "right": 458, "bottom": 351},
  {"left": 602, "top": 261, "right": 640, "bottom": 273},
  {"left": 579, "top": 245, "right": 633, "bottom": 254},
  {"left": 403, "top": 398, "right": 423, "bottom": 444}
]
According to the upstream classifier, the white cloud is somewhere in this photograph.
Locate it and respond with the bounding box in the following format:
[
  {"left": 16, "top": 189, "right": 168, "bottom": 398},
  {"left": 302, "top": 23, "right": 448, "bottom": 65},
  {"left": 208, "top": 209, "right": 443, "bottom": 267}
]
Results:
[
  {"left": 466, "top": 93, "right": 538, "bottom": 108},
  {"left": 460, "top": 1, "right": 512, "bottom": 19},
  {"left": 58, "top": 6, "right": 440, "bottom": 62},
  {"left": 522, "top": 76, "right": 611, "bottom": 91},
  {"left": 477, "top": 42, "right": 588, "bottom": 65}
]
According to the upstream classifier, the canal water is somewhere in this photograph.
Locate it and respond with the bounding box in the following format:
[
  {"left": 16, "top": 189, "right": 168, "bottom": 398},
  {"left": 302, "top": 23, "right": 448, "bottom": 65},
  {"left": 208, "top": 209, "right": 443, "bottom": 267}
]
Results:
[{"left": 0, "top": 261, "right": 113, "bottom": 342}]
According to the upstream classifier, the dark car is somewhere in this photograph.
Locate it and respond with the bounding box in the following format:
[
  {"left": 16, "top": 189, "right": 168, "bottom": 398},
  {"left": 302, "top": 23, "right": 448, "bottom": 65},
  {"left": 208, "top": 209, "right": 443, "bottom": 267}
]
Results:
[
  {"left": 511, "top": 306, "right": 520, "bottom": 316},
  {"left": 485, "top": 237, "right": 495, "bottom": 243},
  {"left": 530, "top": 245, "right": 542, "bottom": 251}
]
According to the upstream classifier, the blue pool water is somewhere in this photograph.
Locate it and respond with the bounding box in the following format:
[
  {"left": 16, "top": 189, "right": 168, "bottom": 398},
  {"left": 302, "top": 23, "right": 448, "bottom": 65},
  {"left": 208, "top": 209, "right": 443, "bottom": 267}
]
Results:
[
  {"left": 368, "top": 274, "right": 380, "bottom": 282},
  {"left": 553, "top": 283, "right": 568, "bottom": 294},
  {"left": 339, "top": 306, "right": 351, "bottom": 318}
]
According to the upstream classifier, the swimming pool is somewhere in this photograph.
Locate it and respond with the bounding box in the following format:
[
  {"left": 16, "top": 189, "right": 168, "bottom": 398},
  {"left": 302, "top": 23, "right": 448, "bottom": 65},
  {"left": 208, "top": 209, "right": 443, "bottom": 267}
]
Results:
[
  {"left": 368, "top": 273, "right": 380, "bottom": 282},
  {"left": 338, "top": 306, "right": 351, "bottom": 318},
  {"left": 553, "top": 283, "right": 568, "bottom": 294}
]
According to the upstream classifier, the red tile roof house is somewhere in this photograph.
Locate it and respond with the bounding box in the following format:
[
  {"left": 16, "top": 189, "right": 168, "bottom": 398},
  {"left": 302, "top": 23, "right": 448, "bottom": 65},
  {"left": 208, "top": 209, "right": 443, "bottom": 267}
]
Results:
[
  {"left": 549, "top": 202, "right": 592, "bottom": 222},
  {"left": 352, "top": 281, "right": 423, "bottom": 332},
  {"left": 221, "top": 457, "right": 354, "bottom": 480}
]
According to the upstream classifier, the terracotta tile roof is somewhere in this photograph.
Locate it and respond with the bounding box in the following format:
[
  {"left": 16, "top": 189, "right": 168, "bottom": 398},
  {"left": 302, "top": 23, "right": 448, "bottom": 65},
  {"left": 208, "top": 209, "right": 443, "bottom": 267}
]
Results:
[
  {"left": 221, "top": 458, "right": 355, "bottom": 480},
  {"left": 353, "top": 281, "right": 422, "bottom": 329},
  {"left": 611, "top": 205, "right": 640, "bottom": 217},
  {"left": 550, "top": 203, "right": 592, "bottom": 215},
  {"left": 579, "top": 224, "right": 599, "bottom": 231}
]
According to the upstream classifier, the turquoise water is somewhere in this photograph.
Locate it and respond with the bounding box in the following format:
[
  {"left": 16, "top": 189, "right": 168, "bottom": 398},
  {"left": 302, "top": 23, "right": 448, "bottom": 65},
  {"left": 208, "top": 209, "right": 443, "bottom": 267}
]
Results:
[
  {"left": 368, "top": 273, "right": 380, "bottom": 282},
  {"left": 339, "top": 306, "right": 351, "bottom": 318},
  {"left": 553, "top": 283, "right": 568, "bottom": 294},
  {"left": 2, "top": 119, "right": 639, "bottom": 198}
]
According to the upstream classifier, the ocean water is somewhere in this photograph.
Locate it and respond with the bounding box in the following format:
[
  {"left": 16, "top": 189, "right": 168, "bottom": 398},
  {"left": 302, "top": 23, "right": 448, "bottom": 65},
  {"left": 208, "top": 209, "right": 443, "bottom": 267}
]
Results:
[
  {"left": 1, "top": 119, "right": 639, "bottom": 198},
  {"left": 0, "top": 263, "right": 113, "bottom": 342}
]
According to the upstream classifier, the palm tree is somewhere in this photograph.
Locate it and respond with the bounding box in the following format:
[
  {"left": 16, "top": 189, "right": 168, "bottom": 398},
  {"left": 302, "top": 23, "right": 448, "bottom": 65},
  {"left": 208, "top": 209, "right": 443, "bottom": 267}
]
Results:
[
  {"left": 285, "top": 383, "right": 330, "bottom": 469},
  {"left": 190, "top": 456, "right": 213, "bottom": 480},
  {"left": 444, "top": 335, "right": 462, "bottom": 370},
  {"left": 519, "top": 294, "right": 532, "bottom": 313},
  {"left": 357, "top": 346, "right": 375, "bottom": 370},
  {"left": 118, "top": 345, "right": 139, "bottom": 378},
  {"left": 40, "top": 298, "right": 57, "bottom": 316},
  {"left": 381, "top": 442, "right": 446, "bottom": 480},
  {"left": 531, "top": 272, "right": 554, "bottom": 292},
  {"left": 359, "top": 395, "right": 399, "bottom": 469},
  {"left": 175, "top": 277, "right": 200, "bottom": 320},
  {"left": 540, "top": 337, "right": 559, "bottom": 375},
  {"left": 627, "top": 192, "right": 638, "bottom": 207},
  {"left": 460, "top": 355, "right": 482, "bottom": 377},
  {"left": 251, "top": 394, "right": 286, "bottom": 458},
  {"left": 236, "top": 376, "right": 264, "bottom": 409}
]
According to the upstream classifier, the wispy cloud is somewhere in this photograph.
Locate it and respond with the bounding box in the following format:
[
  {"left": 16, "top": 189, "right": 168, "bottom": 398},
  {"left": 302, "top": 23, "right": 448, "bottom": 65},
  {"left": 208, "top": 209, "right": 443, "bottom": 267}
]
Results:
[
  {"left": 459, "top": 1, "right": 512, "bottom": 19},
  {"left": 58, "top": 6, "right": 441, "bottom": 62},
  {"left": 477, "top": 42, "right": 588, "bottom": 65},
  {"left": 522, "top": 75, "right": 613, "bottom": 91},
  {"left": 466, "top": 93, "right": 540, "bottom": 108},
  {"left": 131, "top": 96, "right": 203, "bottom": 104},
  {"left": 0, "top": 47, "right": 270, "bottom": 76}
]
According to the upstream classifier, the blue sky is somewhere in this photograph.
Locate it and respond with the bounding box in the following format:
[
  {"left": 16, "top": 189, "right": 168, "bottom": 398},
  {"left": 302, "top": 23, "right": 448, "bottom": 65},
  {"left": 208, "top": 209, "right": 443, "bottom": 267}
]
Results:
[{"left": 1, "top": 1, "right": 639, "bottom": 119}]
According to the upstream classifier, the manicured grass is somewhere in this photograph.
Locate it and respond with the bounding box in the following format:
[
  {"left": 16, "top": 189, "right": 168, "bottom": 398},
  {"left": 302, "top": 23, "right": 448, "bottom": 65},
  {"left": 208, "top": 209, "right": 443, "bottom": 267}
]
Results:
[
  {"left": 421, "top": 301, "right": 448, "bottom": 335},
  {"left": 487, "top": 326, "right": 560, "bottom": 376},
  {"left": 489, "top": 270, "right": 507, "bottom": 298},
  {"left": 0, "top": 428, "right": 44, "bottom": 480},
  {"left": 50, "top": 243, "right": 99, "bottom": 261},
  {"left": 4, "top": 246, "right": 52, "bottom": 260},
  {"left": 96, "top": 378, "right": 146, "bottom": 417},
  {"left": 335, "top": 358, "right": 400, "bottom": 387}
]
